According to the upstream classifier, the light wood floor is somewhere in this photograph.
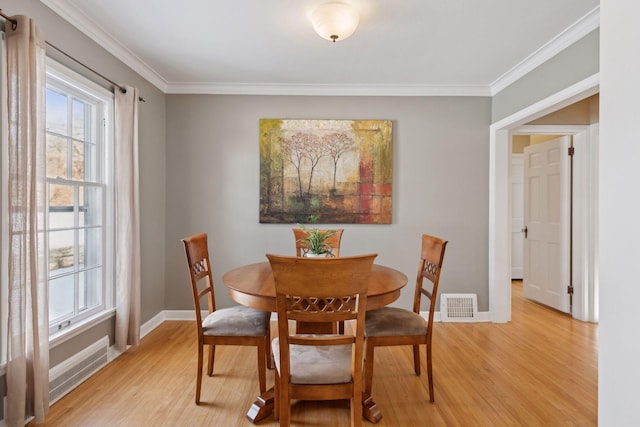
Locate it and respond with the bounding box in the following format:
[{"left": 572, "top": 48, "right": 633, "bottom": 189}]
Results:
[{"left": 32, "top": 282, "right": 597, "bottom": 426}]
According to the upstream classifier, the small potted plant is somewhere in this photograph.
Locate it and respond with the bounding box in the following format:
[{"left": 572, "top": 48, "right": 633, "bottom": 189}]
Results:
[{"left": 298, "top": 225, "right": 337, "bottom": 257}]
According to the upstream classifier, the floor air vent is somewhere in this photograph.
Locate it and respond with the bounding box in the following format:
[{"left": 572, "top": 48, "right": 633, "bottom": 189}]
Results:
[
  {"left": 49, "top": 336, "right": 109, "bottom": 404},
  {"left": 440, "top": 293, "right": 478, "bottom": 322}
]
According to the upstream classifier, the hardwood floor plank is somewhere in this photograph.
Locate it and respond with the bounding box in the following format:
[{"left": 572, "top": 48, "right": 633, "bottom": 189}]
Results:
[{"left": 31, "top": 282, "right": 597, "bottom": 426}]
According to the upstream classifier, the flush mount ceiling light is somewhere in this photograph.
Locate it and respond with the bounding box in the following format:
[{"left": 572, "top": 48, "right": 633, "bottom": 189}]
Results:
[{"left": 311, "top": 2, "right": 360, "bottom": 43}]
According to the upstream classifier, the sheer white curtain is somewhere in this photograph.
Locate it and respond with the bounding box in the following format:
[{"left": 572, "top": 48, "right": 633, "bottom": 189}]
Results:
[
  {"left": 1, "top": 30, "right": 9, "bottom": 385},
  {"left": 114, "top": 86, "right": 141, "bottom": 352},
  {"left": 4, "top": 15, "right": 49, "bottom": 426}
]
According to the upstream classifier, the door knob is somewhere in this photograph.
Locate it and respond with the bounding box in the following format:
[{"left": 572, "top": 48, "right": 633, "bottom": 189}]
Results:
[{"left": 522, "top": 226, "right": 528, "bottom": 238}]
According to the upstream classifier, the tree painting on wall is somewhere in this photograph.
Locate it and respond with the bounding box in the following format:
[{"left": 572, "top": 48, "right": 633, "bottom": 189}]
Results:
[{"left": 260, "top": 119, "right": 392, "bottom": 224}]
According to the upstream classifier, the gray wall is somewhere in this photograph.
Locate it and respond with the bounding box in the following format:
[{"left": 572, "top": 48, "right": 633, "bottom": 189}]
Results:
[
  {"left": 492, "top": 29, "right": 599, "bottom": 123},
  {"left": 165, "top": 95, "right": 491, "bottom": 312},
  {"left": 1, "top": 0, "right": 167, "bottom": 365}
]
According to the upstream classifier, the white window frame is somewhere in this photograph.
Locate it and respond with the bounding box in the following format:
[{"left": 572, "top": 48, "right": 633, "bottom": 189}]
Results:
[{"left": 45, "top": 58, "right": 115, "bottom": 343}]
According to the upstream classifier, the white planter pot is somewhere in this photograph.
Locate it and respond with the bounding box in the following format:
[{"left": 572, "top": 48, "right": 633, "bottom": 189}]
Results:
[{"left": 303, "top": 253, "right": 329, "bottom": 258}]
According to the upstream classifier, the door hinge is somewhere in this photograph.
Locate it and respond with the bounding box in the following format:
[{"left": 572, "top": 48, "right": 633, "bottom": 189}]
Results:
[
  {"left": 567, "top": 285, "right": 574, "bottom": 295},
  {"left": 568, "top": 146, "right": 575, "bottom": 156}
]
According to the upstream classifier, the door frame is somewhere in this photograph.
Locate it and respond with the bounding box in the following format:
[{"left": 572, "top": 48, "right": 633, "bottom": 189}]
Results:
[
  {"left": 510, "top": 153, "right": 524, "bottom": 280},
  {"left": 489, "top": 74, "right": 599, "bottom": 322}
]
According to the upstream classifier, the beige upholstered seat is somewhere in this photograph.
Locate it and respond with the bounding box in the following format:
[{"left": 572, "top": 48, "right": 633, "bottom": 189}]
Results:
[
  {"left": 364, "top": 307, "right": 427, "bottom": 336},
  {"left": 182, "top": 233, "right": 271, "bottom": 405},
  {"left": 364, "top": 234, "right": 447, "bottom": 404},
  {"left": 268, "top": 253, "right": 377, "bottom": 427},
  {"left": 271, "top": 337, "right": 353, "bottom": 384},
  {"left": 201, "top": 305, "right": 269, "bottom": 336}
]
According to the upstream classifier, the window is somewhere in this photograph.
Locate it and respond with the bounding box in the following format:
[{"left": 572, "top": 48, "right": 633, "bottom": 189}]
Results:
[{"left": 45, "top": 59, "right": 114, "bottom": 337}]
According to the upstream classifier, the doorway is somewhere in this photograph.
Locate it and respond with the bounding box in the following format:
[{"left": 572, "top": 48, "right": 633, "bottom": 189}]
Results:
[
  {"left": 514, "top": 125, "right": 598, "bottom": 321},
  {"left": 489, "top": 76, "right": 599, "bottom": 323},
  {"left": 511, "top": 134, "right": 569, "bottom": 283},
  {"left": 516, "top": 135, "right": 572, "bottom": 313}
]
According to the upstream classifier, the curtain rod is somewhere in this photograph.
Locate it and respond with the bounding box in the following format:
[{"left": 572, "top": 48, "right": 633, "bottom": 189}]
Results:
[
  {"left": 1, "top": 9, "right": 145, "bottom": 102},
  {"left": 0, "top": 9, "right": 17, "bottom": 30},
  {"left": 46, "top": 42, "right": 146, "bottom": 102}
]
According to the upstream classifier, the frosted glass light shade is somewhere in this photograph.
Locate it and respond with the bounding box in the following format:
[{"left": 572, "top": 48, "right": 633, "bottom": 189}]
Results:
[{"left": 311, "top": 3, "right": 360, "bottom": 42}]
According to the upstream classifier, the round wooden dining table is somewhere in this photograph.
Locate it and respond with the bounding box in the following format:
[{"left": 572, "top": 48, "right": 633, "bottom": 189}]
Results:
[
  {"left": 222, "top": 261, "right": 408, "bottom": 424},
  {"left": 223, "top": 261, "right": 408, "bottom": 312}
]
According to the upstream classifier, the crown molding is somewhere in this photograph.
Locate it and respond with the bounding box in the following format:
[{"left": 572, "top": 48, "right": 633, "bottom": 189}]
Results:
[
  {"left": 41, "top": 0, "right": 597, "bottom": 98},
  {"left": 36, "top": 0, "right": 488, "bottom": 96},
  {"left": 490, "top": 6, "right": 600, "bottom": 96},
  {"left": 40, "top": 0, "right": 169, "bottom": 92},
  {"left": 165, "top": 82, "right": 491, "bottom": 96}
]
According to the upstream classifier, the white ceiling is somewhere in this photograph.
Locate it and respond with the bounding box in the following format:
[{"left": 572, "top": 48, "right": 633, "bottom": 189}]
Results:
[{"left": 41, "top": 0, "right": 600, "bottom": 96}]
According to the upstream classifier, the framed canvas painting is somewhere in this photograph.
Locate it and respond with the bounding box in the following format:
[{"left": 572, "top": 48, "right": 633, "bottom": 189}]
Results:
[{"left": 260, "top": 119, "right": 392, "bottom": 224}]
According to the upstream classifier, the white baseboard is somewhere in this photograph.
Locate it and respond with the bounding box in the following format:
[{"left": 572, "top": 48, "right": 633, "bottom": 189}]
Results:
[
  {"left": 138, "top": 310, "right": 492, "bottom": 337},
  {"left": 140, "top": 311, "right": 166, "bottom": 338},
  {"left": 139, "top": 310, "right": 200, "bottom": 339},
  {"left": 106, "top": 310, "right": 197, "bottom": 364}
]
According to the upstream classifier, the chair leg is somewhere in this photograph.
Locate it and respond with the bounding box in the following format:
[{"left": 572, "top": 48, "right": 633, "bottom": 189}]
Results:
[
  {"left": 350, "top": 396, "right": 363, "bottom": 427},
  {"left": 364, "top": 341, "right": 375, "bottom": 396},
  {"left": 352, "top": 372, "right": 363, "bottom": 427},
  {"left": 266, "top": 324, "right": 274, "bottom": 369},
  {"left": 280, "top": 378, "right": 291, "bottom": 427},
  {"left": 257, "top": 340, "right": 267, "bottom": 394},
  {"left": 413, "top": 344, "right": 421, "bottom": 375},
  {"left": 273, "top": 368, "right": 280, "bottom": 421},
  {"left": 426, "top": 341, "right": 434, "bottom": 402},
  {"left": 207, "top": 344, "right": 215, "bottom": 376},
  {"left": 196, "top": 344, "right": 204, "bottom": 404}
]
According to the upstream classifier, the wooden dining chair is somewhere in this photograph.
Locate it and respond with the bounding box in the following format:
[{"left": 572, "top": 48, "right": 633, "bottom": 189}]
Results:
[
  {"left": 267, "top": 253, "right": 377, "bottom": 427},
  {"left": 363, "top": 234, "right": 448, "bottom": 404},
  {"left": 181, "top": 233, "right": 271, "bottom": 404},
  {"left": 293, "top": 228, "right": 344, "bottom": 257},
  {"left": 293, "top": 228, "right": 346, "bottom": 334}
]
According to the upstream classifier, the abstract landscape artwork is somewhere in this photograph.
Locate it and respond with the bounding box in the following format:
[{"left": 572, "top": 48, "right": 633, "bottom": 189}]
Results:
[{"left": 259, "top": 119, "right": 392, "bottom": 224}]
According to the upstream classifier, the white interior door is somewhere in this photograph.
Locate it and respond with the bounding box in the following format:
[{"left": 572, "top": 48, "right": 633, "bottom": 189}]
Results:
[
  {"left": 511, "top": 154, "right": 524, "bottom": 279},
  {"left": 523, "top": 136, "right": 571, "bottom": 313}
]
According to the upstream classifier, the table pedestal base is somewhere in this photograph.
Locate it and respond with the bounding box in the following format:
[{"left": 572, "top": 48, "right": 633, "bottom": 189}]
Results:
[
  {"left": 362, "top": 393, "right": 383, "bottom": 423},
  {"left": 246, "top": 389, "right": 274, "bottom": 423},
  {"left": 245, "top": 389, "right": 383, "bottom": 424}
]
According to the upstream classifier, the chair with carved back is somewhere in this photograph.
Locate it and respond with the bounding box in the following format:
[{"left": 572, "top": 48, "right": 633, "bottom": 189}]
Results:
[
  {"left": 293, "top": 228, "right": 346, "bottom": 334},
  {"left": 181, "top": 233, "right": 271, "bottom": 404},
  {"left": 293, "top": 228, "right": 344, "bottom": 257},
  {"left": 363, "top": 234, "right": 448, "bottom": 406},
  {"left": 267, "top": 253, "right": 377, "bottom": 427}
]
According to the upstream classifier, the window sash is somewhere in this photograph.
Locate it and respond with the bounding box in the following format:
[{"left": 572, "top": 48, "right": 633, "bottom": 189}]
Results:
[{"left": 45, "top": 58, "right": 114, "bottom": 337}]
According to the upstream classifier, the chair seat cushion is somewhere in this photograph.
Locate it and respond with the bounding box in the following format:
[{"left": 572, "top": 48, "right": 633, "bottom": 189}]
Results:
[
  {"left": 365, "top": 307, "right": 427, "bottom": 337},
  {"left": 202, "top": 306, "right": 270, "bottom": 336},
  {"left": 271, "top": 335, "right": 352, "bottom": 384}
]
